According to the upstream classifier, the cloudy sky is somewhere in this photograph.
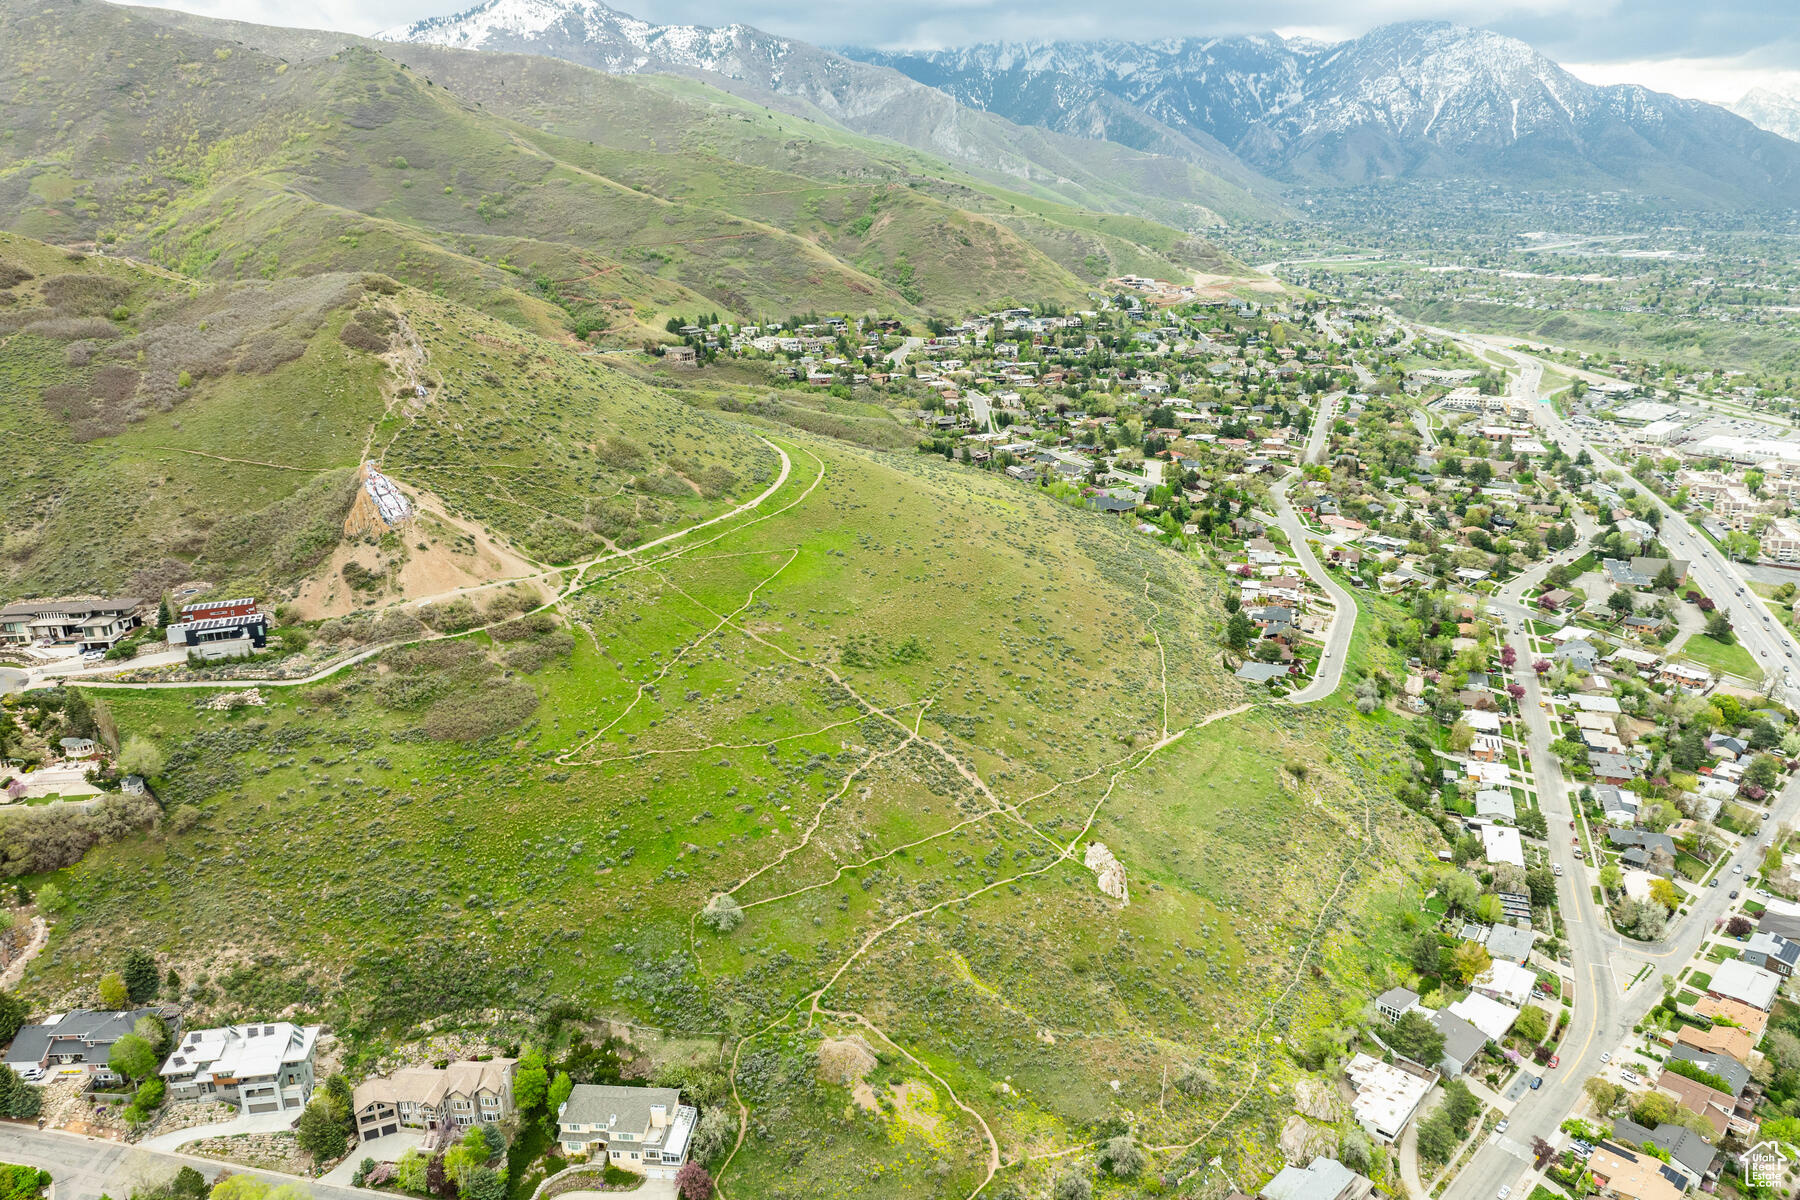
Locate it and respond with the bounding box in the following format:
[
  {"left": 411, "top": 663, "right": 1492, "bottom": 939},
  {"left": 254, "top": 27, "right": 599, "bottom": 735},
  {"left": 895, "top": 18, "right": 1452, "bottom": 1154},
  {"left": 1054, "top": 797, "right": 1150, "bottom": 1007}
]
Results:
[{"left": 120, "top": 0, "right": 1800, "bottom": 102}]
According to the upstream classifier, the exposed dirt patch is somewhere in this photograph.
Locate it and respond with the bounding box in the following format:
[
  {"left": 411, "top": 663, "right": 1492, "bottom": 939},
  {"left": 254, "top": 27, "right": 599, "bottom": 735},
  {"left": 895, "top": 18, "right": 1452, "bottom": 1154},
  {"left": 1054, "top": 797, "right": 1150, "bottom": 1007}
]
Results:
[
  {"left": 291, "top": 484, "right": 548, "bottom": 620},
  {"left": 888, "top": 1080, "right": 941, "bottom": 1138}
]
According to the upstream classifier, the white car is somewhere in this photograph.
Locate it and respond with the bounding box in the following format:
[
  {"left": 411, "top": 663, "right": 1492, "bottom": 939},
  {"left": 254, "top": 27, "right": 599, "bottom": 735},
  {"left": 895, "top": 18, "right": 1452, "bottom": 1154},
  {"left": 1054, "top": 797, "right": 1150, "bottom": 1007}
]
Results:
[
  {"left": 1498, "top": 1187, "right": 1511, "bottom": 1200},
  {"left": 1734, "top": 864, "right": 1744, "bottom": 874},
  {"left": 18, "top": 1066, "right": 42, "bottom": 1083},
  {"left": 81, "top": 650, "right": 105, "bottom": 664},
  {"left": 1600, "top": 1052, "right": 1611, "bottom": 1064}
]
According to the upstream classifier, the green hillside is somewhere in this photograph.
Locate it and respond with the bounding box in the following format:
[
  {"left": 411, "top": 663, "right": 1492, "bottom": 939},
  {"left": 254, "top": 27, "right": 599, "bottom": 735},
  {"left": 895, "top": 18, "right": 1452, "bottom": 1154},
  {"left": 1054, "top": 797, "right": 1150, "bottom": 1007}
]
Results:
[
  {"left": 44, "top": 435, "right": 1426, "bottom": 1192},
  {"left": 0, "top": 232, "right": 771, "bottom": 599},
  {"left": 0, "top": 0, "right": 1249, "bottom": 336}
]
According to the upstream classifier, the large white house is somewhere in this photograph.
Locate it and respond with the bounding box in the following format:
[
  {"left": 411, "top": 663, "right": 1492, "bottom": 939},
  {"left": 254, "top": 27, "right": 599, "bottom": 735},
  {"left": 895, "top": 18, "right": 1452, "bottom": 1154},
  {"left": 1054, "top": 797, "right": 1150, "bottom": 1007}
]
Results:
[
  {"left": 557, "top": 1084, "right": 697, "bottom": 1173},
  {"left": 159, "top": 1023, "right": 321, "bottom": 1113}
]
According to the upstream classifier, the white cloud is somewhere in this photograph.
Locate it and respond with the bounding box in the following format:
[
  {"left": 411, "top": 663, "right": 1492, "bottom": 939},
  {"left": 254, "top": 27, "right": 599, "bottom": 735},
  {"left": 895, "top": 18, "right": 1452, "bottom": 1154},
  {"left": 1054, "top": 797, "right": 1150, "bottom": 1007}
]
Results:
[{"left": 1564, "top": 57, "right": 1800, "bottom": 104}]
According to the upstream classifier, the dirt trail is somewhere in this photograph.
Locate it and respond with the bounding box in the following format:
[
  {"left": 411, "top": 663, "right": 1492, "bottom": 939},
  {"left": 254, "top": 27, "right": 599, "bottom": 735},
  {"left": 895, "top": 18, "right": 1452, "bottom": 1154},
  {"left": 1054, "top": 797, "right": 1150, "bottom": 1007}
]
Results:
[{"left": 0, "top": 917, "right": 47, "bottom": 992}]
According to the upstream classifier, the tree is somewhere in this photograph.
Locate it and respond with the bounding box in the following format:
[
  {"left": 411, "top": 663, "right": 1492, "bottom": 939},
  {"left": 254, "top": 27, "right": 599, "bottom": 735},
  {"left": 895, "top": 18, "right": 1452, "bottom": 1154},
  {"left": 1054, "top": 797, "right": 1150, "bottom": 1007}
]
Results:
[
  {"left": 1513, "top": 1005, "right": 1549, "bottom": 1045},
  {"left": 117, "top": 738, "right": 164, "bottom": 780},
  {"left": 296, "top": 1098, "right": 349, "bottom": 1162},
  {"left": 108, "top": 1033, "right": 158, "bottom": 1084},
  {"left": 98, "top": 972, "right": 129, "bottom": 1009},
  {"left": 1607, "top": 589, "right": 1635, "bottom": 617},
  {"left": 34, "top": 883, "right": 62, "bottom": 914},
  {"left": 1389, "top": 1010, "right": 1446, "bottom": 1066},
  {"left": 0, "top": 993, "right": 26, "bottom": 1045},
  {"left": 209, "top": 1177, "right": 270, "bottom": 1200},
  {"left": 461, "top": 1170, "right": 505, "bottom": 1200},
  {"left": 1744, "top": 754, "right": 1782, "bottom": 791},
  {"left": 690, "top": 1108, "right": 733, "bottom": 1163},
  {"left": 1630, "top": 1089, "right": 1677, "bottom": 1128},
  {"left": 1705, "top": 610, "right": 1734, "bottom": 643},
  {"left": 1410, "top": 931, "right": 1445, "bottom": 976},
  {"left": 699, "top": 894, "right": 743, "bottom": 934},
  {"left": 1052, "top": 1173, "right": 1092, "bottom": 1200},
  {"left": 1452, "top": 940, "right": 1492, "bottom": 985},
  {"left": 1339, "top": 1129, "right": 1373, "bottom": 1174},
  {"left": 393, "top": 1150, "right": 428, "bottom": 1194},
  {"left": 121, "top": 950, "right": 158, "bottom": 1003},
  {"left": 1098, "top": 1136, "right": 1144, "bottom": 1178},
  {"left": 441, "top": 1129, "right": 490, "bottom": 1190},
  {"left": 1226, "top": 611, "right": 1254, "bottom": 652},
  {"left": 1649, "top": 878, "right": 1680, "bottom": 912},
  {"left": 547, "top": 1071, "right": 573, "bottom": 1117},
  {"left": 1448, "top": 720, "right": 1475, "bottom": 753},
  {"left": 0, "top": 1066, "right": 42, "bottom": 1119},
  {"left": 1439, "top": 870, "right": 1481, "bottom": 915},
  {"left": 134, "top": 1014, "right": 171, "bottom": 1060},
  {"left": 513, "top": 1048, "right": 549, "bottom": 1116}
]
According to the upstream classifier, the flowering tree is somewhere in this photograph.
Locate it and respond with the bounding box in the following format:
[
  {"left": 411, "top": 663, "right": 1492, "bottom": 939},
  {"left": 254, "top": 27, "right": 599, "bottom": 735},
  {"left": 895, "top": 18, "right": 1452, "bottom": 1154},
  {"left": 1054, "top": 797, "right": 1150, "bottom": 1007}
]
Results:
[
  {"left": 1533, "top": 659, "right": 1552, "bottom": 675},
  {"left": 1507, "top": 683, "right": 1526, "bottom": 701},
  {"left": 676, "top": 1163, "right": 715, "bottom": 1200},
  {"left": 1500, "top": 645, "right": 1517, "bottom": 668}
]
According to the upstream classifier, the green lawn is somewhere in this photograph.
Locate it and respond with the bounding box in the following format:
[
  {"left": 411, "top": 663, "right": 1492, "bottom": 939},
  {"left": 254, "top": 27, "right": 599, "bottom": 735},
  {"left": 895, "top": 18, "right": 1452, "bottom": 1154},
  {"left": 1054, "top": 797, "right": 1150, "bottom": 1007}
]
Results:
[{"left": 1676, "top": 634, "right": 1764, "bottom": 682}]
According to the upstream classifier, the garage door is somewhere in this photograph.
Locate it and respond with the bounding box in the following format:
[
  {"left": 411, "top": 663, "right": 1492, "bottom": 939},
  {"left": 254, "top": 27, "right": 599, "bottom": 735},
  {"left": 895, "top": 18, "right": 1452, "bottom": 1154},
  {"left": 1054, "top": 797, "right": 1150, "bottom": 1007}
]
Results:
[
  {"left": 380, "top": 1125, "right": 398, "bottom": 1138},
  {"left": 248, "top": 1103, "right": 279, "bottom": 1114}
]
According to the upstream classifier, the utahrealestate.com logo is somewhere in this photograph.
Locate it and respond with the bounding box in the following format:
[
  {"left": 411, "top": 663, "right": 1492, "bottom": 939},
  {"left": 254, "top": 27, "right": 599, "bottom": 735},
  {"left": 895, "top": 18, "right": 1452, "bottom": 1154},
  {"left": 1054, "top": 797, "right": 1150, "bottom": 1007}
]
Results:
[{"left": 1743, "top": 1139, "right": 1791, "bottom": 1188}]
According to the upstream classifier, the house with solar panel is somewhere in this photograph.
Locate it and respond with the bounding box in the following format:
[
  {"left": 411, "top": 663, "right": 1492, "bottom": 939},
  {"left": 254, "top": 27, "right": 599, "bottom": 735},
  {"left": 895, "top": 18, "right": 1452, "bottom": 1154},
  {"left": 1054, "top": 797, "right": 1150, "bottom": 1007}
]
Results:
[
  {"left": 165, "top": 598, "right": 268, "bottom": 661},
  {"left": 159, "top": 1022, "right": 322, "bottom": 1113}
]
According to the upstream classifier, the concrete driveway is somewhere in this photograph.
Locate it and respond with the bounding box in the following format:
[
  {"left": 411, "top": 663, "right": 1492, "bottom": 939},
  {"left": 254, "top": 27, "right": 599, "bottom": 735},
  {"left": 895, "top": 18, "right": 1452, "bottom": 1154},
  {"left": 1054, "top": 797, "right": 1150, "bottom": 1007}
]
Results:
[
  {"left": 318, "top": 1131, "right": 425, "bottom": 1184},
  {"left": 139, "top": 1108, "right": 296, "bottom": 1153}
]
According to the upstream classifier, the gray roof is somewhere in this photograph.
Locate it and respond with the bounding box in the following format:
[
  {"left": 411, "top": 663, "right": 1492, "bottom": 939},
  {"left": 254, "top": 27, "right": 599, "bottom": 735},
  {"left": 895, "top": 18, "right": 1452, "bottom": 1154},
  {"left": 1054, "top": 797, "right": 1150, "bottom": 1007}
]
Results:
[
  {"left": 5, "top": 1007, "right": 165, "bottom": 1066},
  {"left": 1429, "top": 1011, "right": 1489, "bottom": 1068},
  {"left": 0, "top": 598, "right": 142, "bottom": 619},
  {"left": 1609, "top": 1119, "right": 1716, "bottom": 1178},
  {"left": 1608, "top": 829, "right": 1677, "bottom": 857},
  {"left": 1259, "top": 1156, "right": 1366, "bottom": 1200},
  {"left": 1484, "top": 924, "right": 1536, "bottom": 964},
  {"left": 558, "top": 1084, "right": 683, "bottom": 1133},
  {"left": 1668, "top": 1043, "right": 1751, "bottom": 1097},
  {"left": 1237, "top": 662, "right": 1289, "bottom": 683},
  {"left": 1375, "top": 987, "right": 1418, "bottom": 1013}
]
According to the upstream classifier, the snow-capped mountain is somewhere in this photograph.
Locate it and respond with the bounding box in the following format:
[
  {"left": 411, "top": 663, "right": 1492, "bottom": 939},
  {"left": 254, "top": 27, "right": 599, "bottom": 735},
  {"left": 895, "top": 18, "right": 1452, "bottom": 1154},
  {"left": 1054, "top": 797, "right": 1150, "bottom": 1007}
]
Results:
[
  {"left": 1732, "top": 86, "right": 1800, "bottom": 144},
  {"left": 853, "top": 21, "right": 1800, "bottom": 205},
  {"left": 377, "top": 0, "right": 1276, "bottom": 225}
]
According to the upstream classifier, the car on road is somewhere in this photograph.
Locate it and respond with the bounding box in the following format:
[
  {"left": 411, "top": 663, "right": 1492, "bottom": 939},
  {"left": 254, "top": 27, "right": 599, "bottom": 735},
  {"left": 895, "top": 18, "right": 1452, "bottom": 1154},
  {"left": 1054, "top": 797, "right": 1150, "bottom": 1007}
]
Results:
[
  {"left": 1497, "top": 1187, "right": 1511, "bottom": 1200},
  {"left": 1731, "top": 890, "right": 1740, "bottom": 899},
  {"left": 1734, "top": 864, "right": 1744, "bottom": 873},
  {"left": 1711, "top": 878, "right": 1718, "bottom": 887},
  {"left": 1554, "top": 864, "right": 1564, "bottom": 876},
  {"left": 1549, "top": 1055, "right": 1559, "bottom": 1069},
  {"left": 81, "top": 650, "right": 104, "bottom": 664}
]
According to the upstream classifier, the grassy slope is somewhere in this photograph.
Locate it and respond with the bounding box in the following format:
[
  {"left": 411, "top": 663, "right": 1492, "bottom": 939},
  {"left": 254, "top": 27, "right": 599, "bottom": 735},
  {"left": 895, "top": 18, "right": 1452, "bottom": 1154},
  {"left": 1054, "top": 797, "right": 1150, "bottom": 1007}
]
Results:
[
  {"left": 38, "top": 436, "right": 1433, "bottom": 1190},
  {"left": 0, "top": 0, "right": 1248, "bottom": 331},
  {"left": 0, "top": 231, "right": 773, "bottom": 597}
]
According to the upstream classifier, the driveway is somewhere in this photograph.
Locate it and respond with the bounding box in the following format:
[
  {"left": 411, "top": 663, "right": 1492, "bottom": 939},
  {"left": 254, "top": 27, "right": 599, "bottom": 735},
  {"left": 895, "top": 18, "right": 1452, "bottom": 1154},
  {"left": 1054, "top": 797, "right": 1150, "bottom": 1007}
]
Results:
[
  {"left": 139, "top": 1109, "right": 297, "bottom": 1153},
  {"left": 319, "top": 1131, "right": 424, "bottom": 1184}
]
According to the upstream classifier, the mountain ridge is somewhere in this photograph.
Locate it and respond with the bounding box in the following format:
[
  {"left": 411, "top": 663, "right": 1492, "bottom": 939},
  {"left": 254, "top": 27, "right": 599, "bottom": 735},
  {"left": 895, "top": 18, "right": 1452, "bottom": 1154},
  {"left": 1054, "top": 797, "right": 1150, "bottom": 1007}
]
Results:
[
  {"left": 850, "top": 19, "right": 1800, "bottom": 206},
  {"left": 374, "top": 0, "right": 1284, "bottom": 227}
]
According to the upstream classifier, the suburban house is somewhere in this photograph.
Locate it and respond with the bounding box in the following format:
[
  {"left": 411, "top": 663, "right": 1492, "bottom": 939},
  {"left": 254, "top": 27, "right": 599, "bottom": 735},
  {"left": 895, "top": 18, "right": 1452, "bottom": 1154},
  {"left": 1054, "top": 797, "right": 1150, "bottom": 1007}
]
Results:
[
  {"left": 1374, "top": 987, "right": 1419, "bottom": 1023},
  {"left": 556, "top": 1084, "right": 697, "bottom": 1171},
  {"left": 1344, "top": 1054, "right": 1434, "bottom": 1144},
  {"left": 160, "top": 1023, "right": 322, "bottom": 1113},
  {"left": 1742, "top": 930, "right": 1800, "bottom": 977},
  {"left": 166, "top": 598, "right": 268, "bottom": 657},
  {"left": 1676, "top": 1021, "right": 1757, "bottom": 1065},
  {"left": 1257, "top": 1155, "right": 1374, "bottom": 1200},
  {"left": 1585, "top": 1140, "right": 1688, "bottom": 1200},
  {"left": 0, "top": 597, "right": 145, "bottom": 650},
  {"left": 1653, "top": 1068, "right": 1736, "bottom": 1138},
  {"left": 353, "top": 1058, "right": 518, "bottom": 1141},
  {"left": 1706, "top": 958, "right": 1782, "bottom": 1011},
  {"left": 6, "top": 1008, "right": 174, "bottom": 1080},
  {"left": 1608, "top": 1119, "right": 1716, "bottom": 1190},
  {"left": 1426, "top": 1011, "right": 1488, "bottom": 1078},
  {"left": 1609, "top": 829, "right": 1677, "bottom": 873}
]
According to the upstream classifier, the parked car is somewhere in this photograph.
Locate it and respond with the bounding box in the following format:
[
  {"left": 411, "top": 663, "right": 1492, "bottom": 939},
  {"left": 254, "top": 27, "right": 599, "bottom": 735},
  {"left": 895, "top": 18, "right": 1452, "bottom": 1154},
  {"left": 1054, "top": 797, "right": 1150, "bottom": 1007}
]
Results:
[
  {"left": 18, "top": 1067, "right": 42, "bottom": 1083},
  {"left": 1731, "top": 890, "right": 1740, "bottom": 899},
  {"left": 1529, "top": 1075, "right": 1542, "bottom": 1090},
  {"left": 1548, "top": 1055, "right": 1559, "bottom": 1069},
  {"left": 1496, "top": 1119, "right": 1509, "bottom": 1134}
]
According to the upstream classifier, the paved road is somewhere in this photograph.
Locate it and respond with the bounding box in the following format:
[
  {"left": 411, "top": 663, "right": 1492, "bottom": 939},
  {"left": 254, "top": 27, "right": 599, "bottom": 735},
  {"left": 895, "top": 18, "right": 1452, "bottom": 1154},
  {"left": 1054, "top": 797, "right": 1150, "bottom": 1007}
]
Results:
[
  {"left": 1304, "top": 391, "right": 1339, "bottom": 465},
  {"left": 1441, "top": 330, "right": 1799, "bottom": 703},
  {"left": 884, "top": 336, "right": 922, "bottom": 370},
  {"left": 0, "top": 1123, "right": 360, "bottom": 1200},
  {"left": 1266, "top": 470, "right": 1357, "bottom": 705},
  {"left": 1426, "top": 326, "right": 1800, "bottom": 1199}
]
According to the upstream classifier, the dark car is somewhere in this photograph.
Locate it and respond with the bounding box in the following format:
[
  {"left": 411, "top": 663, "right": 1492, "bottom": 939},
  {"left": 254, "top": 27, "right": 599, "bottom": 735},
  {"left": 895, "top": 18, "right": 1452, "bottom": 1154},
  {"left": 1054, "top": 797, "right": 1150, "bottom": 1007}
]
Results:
[
  {"left": 1529, "top": 1075, "right": 1542, "bottom": 1090},
  {"left": 1731, "top": 889, "right": 1740, "bottom": 899}
]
